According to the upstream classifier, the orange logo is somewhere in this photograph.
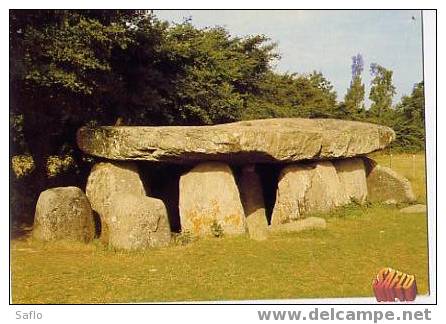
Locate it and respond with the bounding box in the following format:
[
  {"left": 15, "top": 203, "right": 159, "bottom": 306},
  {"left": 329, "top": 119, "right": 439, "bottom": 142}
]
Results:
[{"left": 372, "top": 267, "right": 417, "bottom": 302}]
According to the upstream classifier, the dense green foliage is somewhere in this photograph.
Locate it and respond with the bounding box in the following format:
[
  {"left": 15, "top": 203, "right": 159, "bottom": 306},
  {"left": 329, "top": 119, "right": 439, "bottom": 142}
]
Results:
[
  {"left": 390, "top": 81, "right": 425, "bottom": 151},
  {"left": 343, "top": 54, "right": 365, "bottom": 117},
  {"left": 10, "top": 10, "right": 425, "bottom": 223},
  {"left": 243, "top": 71, "right": 338, "bottom": 119},
  {"left": 344, "top": 76, "right": 366, "bottom": 116},
  {"left": 369, "top": 63, "right": 397, "bottom": 118}
]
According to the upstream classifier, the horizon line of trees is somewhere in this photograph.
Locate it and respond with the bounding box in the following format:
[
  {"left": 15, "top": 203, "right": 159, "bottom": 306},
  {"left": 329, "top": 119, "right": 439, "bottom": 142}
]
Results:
[{"left": 9, "top": 10, "right": 426, "bottom": 223}]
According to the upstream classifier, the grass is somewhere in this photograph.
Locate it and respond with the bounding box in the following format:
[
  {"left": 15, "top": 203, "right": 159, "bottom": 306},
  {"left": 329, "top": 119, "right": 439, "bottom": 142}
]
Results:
[{"left": 10, "top": 152, "right": 429, "bottom": 304}]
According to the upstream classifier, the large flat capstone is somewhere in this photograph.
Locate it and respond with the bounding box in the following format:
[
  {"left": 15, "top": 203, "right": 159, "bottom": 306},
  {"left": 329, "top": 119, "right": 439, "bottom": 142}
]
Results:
[{"left": 77, "top": 118, "right": 395, "bottom": 163}]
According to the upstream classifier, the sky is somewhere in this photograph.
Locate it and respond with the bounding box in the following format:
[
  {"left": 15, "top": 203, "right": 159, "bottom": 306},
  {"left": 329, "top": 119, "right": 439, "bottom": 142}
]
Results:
[{"left": 154, "top": 10, "right": 423, "bottom": 107}]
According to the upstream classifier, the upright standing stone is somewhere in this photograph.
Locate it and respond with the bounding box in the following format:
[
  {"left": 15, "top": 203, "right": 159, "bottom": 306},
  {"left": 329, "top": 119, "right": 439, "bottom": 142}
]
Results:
[
  {"left": 365, "top": 158, "right": 416, "bottom": 203},
  {"left": 271, "top": 161, "right": 349, "bottom": 225},
  {"left": 85, "top": 162, "right": 147, "bottom": 242},
  {"left": 33, "top": 186, "right": 95, "bottom": 242},
  {"left": 179, "top": 162, "right": 246, "bottom": 237},
  {"left": 239, "top": 165, "right": 269, "bottom": 241},
  {"left": 333, "top": 158, "right": 368, "bottom": 204},
  {"left": 108, "top": 193, "right": 171, "bottom": 250}
]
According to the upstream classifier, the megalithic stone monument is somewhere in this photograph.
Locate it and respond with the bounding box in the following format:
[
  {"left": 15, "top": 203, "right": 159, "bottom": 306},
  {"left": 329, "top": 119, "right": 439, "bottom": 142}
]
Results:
[{"left": 74, "top": 118, "right": 416, "bottom": 245}]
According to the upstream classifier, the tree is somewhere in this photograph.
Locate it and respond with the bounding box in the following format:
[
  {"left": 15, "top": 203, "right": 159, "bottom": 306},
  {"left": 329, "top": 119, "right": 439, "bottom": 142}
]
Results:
[
  {"left": 343, "top": 54, "right": 365, "bottom": 117},
  {"left": 398, "top": 81, "right": 425, "bottom": 125},
  {"left": 10, "top": 10, "right": 136, "bottom": 159},
  {"left": 161, "top": 24, "right": 278, "bottom": 125},
  {"left": 306, "top": 71, "right": 338, "bottom": 116},
  {"left": 369, "top": 63, "right": 396, "bottom": 118},
  {"left": 391, "top": 81, "right": 425, "bottom": 150},
  {"left": 242, "top": 71, "right": 337, "bottom": 120},
  {"left": 10, "top": 10, "right": 142, "bottom": 222}
]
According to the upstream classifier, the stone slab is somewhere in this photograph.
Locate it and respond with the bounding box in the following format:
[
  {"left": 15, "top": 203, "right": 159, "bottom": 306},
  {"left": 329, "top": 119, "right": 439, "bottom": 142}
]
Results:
[{"left": 77, "top": 118, "right": 395, "bottom": 164}]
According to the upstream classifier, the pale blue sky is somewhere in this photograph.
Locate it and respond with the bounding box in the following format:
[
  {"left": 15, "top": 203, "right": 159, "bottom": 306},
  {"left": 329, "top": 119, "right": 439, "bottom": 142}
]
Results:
[{"left": 154, "top": 10, "right": 423, "bottom": 107}]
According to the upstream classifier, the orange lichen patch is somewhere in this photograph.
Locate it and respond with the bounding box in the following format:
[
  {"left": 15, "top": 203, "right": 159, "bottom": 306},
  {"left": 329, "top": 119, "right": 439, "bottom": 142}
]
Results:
[
  {"left": 184, "top": 210, "right": 215, "bottom": 236},
  {"left": 223, "top": 213, "right": 243, "bottom": 226},
  {"left": 209, "top": 200, "right": 221, "bottom": 215}
]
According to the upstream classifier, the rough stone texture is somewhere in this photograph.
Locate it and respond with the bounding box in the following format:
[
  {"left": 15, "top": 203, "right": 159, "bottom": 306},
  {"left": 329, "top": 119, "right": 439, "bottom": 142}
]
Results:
[
  {"left": 333, "top": 158, "right": 368, "bottom": 204},
  {"left": 364, "top": 158, "right": 416, "bottom": 203},
  {"left": 108, "top": 194, "right": 171, "bottom": 250},
  {"left": 271, "top": 161, "right": 350, "bottom": 225},
  {"left": 179, "top": 162, "right": 246, "bottom": 237},
  {"left": 399, "top": 204, "right": 426, "bottom": 214},
  {"left": 85, "top": 162, "right": 147, "bottom": 242},
  {"left": 33, "top": 186, "right": 95, "bottom": 242},
  {"left": 77, "top": 118, "right": 395, "bottom": 164},
  {"left": 238, "top": 165, "right": 269, "bottom": 241},
  {"left": 269, "top": 217, "right": 327, "bottom": 233}
]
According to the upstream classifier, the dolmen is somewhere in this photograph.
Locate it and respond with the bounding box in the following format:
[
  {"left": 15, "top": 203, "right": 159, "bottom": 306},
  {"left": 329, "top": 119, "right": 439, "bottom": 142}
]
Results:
[{"left": 33, "top": 118, "right": 417, "bottom": 250}]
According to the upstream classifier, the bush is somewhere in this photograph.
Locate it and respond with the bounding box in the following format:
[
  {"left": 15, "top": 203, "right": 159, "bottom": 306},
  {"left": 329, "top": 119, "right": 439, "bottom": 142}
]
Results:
[
  {"left": 210, "top": 220, "right": 224, "bottom": 238},
  {"left": 172, "top": 230, "right": 195, "bottom": 246},
  {"left": 11, "top": 155, "right": 35, "bottom": 178}
]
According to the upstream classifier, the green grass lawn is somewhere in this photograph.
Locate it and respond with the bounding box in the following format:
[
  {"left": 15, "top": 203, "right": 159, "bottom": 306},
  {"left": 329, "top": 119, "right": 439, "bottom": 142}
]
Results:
[{"left": 10, "top": 153, "right": 429, "bottom": 304}]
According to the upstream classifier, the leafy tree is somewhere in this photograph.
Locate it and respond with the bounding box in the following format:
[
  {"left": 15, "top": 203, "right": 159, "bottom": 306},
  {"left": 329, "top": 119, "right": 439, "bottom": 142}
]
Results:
[
  {"left": 397, "top": 81, "right": 425, "bottom": 125},
  {"left": 10, "top": 10, "right": 142, "bottom": 222},
  {"left": 10, "top": 10, "right": 135, "bottom": 158},
  {"left": 392, "top": 81, "right": 425, "bottom": 151},
  {"left": 162, "top": 24, "right": 278, "bottom": 125},
  {"left": 305, "top": 71, "right": 338, "bottom": 117},
  {"left": 107, "top": 20, "right": 279, "bottom": 126},
  {"left": 242, "top": 70, "right": 337, "bottom": 119},
  {"left": 343, "top": 54, "right": 365, "bottom": 117},
  {"left": 369, "top": 63, "right": 396, "bottom": 117}
]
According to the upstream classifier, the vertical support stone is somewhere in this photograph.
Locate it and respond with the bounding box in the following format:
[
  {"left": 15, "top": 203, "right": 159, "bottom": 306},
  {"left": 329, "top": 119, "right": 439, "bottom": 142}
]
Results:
[
  {"left": 85, "top": 161, "right": 148, "bottom": 243},
  {"left": 239, "top": 165, "right": 269, "bottom": 241},
  {"left": 179, "top": 162, "right": 246, "bottom": 237},
  {"left": 271, "top": 161, "right": 349, "bottom": 226},
  {"left": 333, "top": 158, "right": 368, "bottom": 204}
]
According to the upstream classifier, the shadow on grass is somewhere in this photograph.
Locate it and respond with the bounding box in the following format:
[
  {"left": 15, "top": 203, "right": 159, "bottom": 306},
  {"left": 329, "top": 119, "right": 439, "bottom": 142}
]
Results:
[{"left": 10, "top": 222, "right": 32, "bottom": 240}]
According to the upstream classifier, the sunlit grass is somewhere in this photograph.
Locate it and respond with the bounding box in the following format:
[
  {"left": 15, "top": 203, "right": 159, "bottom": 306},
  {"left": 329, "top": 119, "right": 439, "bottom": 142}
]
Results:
[{"left": 10, "top": 152, "right": 428, "bottom": 303}]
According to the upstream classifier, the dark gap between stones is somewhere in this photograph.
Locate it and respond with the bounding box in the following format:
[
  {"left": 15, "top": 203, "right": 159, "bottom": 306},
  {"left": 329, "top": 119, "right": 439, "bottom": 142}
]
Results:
[
  {"left": 233, "top": 163, "right": 281, "bottom": 226},
  {"left": 255, "top": 164, "right": 281, "bottom": 225},
  {"left": 92, "top": 210, "right": 102, "bottom": 238},
  {"left": 138, "top": 163, "right": 192, "bottom": 233}
]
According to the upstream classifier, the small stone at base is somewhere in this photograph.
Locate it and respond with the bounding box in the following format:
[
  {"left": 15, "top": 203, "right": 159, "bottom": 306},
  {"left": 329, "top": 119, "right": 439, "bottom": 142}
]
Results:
[
  {"left": 269, "top": 217, "right": 327, "bottom": 233},
  {"left": 399, "top": 204, "right": 426, "bottom": 214}
]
